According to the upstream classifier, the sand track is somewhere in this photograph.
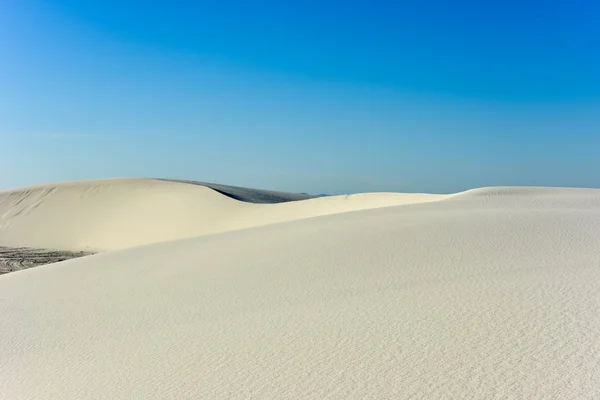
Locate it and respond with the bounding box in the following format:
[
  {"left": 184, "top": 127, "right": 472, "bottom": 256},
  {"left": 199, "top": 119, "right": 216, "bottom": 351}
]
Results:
[{"left": 0, "top": 246, "right": 91, "bottom": 274}]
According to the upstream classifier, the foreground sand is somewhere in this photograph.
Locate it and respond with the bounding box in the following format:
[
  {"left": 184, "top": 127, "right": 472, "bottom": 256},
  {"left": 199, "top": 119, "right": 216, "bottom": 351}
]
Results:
[{"left": 2, "top": 181, "right": 600, "bottom": 398}]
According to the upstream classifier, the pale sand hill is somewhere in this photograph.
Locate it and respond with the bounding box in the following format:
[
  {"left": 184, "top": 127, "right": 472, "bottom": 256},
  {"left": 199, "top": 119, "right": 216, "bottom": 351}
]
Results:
[
  {"left": 2, "top": 186, "right": 600, "bottom": 399},
  {"left": 0, "top": 178, "right": 444, "bottom": 251}
]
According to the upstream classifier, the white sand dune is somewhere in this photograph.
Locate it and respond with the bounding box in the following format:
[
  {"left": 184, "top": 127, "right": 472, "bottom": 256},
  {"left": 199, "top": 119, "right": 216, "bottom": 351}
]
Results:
[
  {"left": 2, "top": 182, "right": 600, "bottom": 398},
  {"left": 0, "top": 178, "right": 444, "bottom": 251}
]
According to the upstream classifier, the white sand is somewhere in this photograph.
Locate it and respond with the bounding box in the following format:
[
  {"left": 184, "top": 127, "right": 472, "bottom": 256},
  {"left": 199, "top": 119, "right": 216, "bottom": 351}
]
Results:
[
  {"left": 0, "top": 178, "right": 444, "bottom": 251},
  {"left": 2, "top": 181, "right": 600, "bottom": 399}
]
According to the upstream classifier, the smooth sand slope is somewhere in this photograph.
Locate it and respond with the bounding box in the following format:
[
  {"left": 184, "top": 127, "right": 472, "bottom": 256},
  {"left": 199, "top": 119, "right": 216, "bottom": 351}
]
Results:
[
  {"left": 0, "top": 178, "right": 444, "bottom": 251},
  {"left": 2, "top": 184, "right": 600, "bottom": 398}
]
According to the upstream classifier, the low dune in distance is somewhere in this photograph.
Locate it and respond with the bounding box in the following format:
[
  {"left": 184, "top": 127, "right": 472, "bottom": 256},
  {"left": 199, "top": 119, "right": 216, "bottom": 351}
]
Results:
[
  {"left": 0, "top": 178, "right": 445, "bottom": 251},
  {"left": 2, "top": 178, "right": 600, "bottom": 399}
]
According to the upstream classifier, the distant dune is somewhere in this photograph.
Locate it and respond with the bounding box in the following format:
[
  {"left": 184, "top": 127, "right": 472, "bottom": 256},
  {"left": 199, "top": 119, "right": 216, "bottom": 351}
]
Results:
[
  {"left": 0, "top": 178, "right": 444, "bottom": 251},
  {"left": 2, "top": 179, "right": 600, "bottom": 399}
]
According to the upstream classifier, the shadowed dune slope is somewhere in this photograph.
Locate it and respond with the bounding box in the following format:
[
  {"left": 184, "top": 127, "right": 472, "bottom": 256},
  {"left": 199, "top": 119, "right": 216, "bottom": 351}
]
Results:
[{"left": 159, "top": 179, "right": 314, "bottom": 203}]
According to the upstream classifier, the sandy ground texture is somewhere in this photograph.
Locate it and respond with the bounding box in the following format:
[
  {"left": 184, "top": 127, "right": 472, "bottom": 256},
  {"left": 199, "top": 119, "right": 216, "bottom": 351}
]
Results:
[
  {"left": 0, "top": 246, "right": 90, "bottom": 274},
  {"left": 2, "top": 181, "right": 600, "bottom": 399}
]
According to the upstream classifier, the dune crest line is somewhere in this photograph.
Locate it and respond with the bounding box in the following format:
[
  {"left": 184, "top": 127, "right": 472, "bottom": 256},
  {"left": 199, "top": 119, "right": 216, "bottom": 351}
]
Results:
[{"left": 0, "top": 178, "right": 445, "bottom": 252}]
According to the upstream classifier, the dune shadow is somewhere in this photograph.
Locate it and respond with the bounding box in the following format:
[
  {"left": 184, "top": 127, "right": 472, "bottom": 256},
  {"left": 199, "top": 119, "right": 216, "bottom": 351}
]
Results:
[{"left": 158, "top": 179, "right": 314, "bottom": 204}]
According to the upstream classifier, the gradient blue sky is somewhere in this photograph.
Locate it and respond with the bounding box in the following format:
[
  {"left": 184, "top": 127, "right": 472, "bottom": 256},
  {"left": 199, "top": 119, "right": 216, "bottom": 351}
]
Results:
[{"left": 2, "top": 0, "right": 599, "bottom": 194}]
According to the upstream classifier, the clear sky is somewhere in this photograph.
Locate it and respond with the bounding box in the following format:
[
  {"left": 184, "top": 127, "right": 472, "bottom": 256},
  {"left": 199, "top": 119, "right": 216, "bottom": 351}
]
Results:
[{"left": 2, "top": 0, "right": 599, "bottom": 194}]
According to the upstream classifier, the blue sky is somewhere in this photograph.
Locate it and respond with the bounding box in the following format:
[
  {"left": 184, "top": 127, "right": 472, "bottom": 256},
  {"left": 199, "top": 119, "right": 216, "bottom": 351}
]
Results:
[{"left": 2, "top": 0, "right": 599, "bottom": 194}]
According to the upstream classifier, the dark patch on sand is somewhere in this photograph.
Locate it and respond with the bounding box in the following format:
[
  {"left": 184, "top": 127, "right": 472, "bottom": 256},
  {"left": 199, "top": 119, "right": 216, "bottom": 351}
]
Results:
[
  {"left": 159, "top": 179, "right": 314, "bottom": 204},
  {"left": 0, "top": 246, "right": 93, "bottom": 275}
]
